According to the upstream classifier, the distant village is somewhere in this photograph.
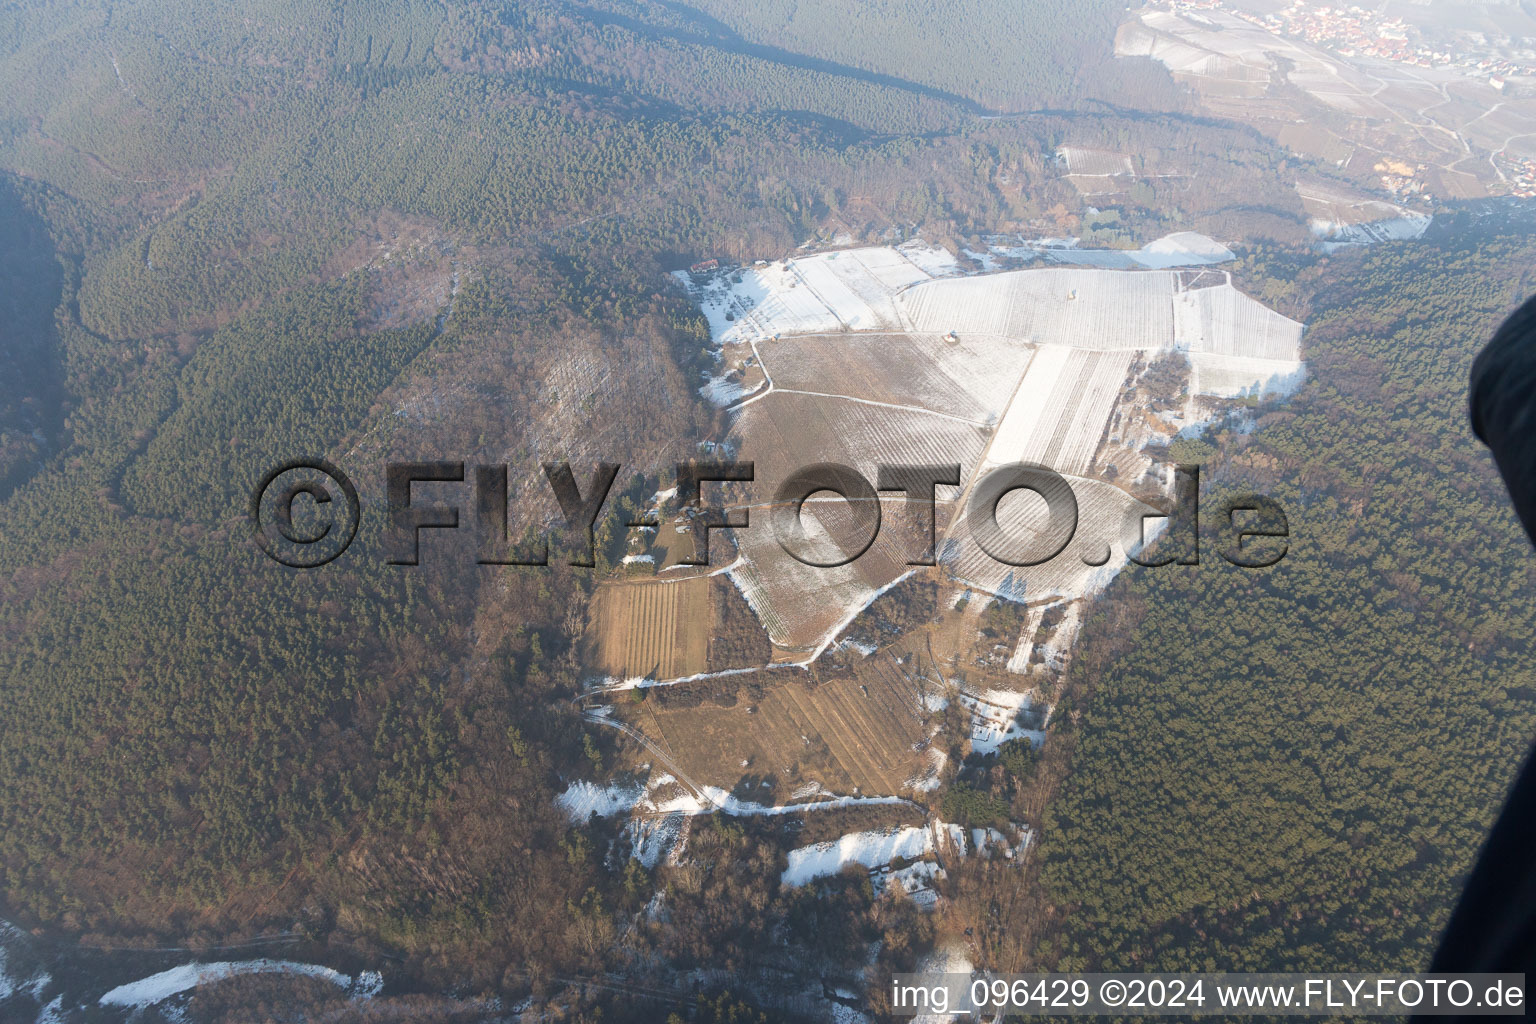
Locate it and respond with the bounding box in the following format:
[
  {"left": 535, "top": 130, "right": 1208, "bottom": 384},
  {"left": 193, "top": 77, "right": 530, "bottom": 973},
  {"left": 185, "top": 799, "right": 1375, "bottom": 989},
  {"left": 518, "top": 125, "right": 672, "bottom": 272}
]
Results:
[
  {"left": 1257, "top": 0, "right": 1534, "bottom": 82},
  {"left": 1157, "top": 0, "right": 1536, "bottom": 198},
  {"left": 1161, "top": 0, "right": 1534, "bottom": 81},
  {"left": 1500, "top": 157, "right": 1536, "bottom": 199}
]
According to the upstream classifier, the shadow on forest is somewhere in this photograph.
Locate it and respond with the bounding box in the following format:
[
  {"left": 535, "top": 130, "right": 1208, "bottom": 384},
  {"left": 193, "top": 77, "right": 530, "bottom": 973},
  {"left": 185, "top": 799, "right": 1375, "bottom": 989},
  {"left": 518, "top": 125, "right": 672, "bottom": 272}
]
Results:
[{"left": 0, "top": 173, "right": 64, "bottom": 500}]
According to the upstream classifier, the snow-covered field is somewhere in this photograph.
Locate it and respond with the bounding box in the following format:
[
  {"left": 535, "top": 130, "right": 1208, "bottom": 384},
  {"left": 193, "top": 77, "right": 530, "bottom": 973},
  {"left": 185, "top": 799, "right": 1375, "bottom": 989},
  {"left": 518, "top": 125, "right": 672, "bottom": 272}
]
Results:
[
  {"left": 938, "top": 478, "right": 1156, "bottom": 604},
  {"left": 895, "top": 239, "right": 963, "bottom": 278},
  {"left": 1297, "top": 181, "right": 1433, "bottom": 249},
  {"left": 900, "top": 267, "right": 1172, "bottom": 348},
  {"left": 1039, "top": 231, "right": 1235, "bottom": 269},
  {"left": 1312, "top": 212, "right": 1432, "bottom": 250},
  {"left": 899, "top": 267, "right": 1299, "bottom": 367},
  {"left": 673, "top": 245, "right": 940, "bottom": 345},
  {"left": 982, "top": 347, "right": 1136, "bottom": 476},
  {"left": 1058, "top": 146, "right": 1134, "bottom": 177},
  {"left": 669, "top": 237, "right": 1305, "bottom": 666},
  {"left": 1117, "top": 9, "right": 1277, "bottom": 86},
  {"left": 757, "top": 330, "right": 1031, "bottom": 423},
  {"left": 1174, "top": 283, "right": 1303, "bottom": 361},
  {"left": 675, "top": 233, "right": 1238, "bottom": 351}
]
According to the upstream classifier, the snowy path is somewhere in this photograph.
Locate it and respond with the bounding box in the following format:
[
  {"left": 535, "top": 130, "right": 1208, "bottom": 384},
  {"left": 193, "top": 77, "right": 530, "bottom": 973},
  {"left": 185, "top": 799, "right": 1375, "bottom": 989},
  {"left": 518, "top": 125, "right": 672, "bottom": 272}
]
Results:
[
  {"left": 731, "top": 328, "right": 990, "bottom": 428},
  {"left": 588, "top": 660, "right": 808, "bottom": 693}
]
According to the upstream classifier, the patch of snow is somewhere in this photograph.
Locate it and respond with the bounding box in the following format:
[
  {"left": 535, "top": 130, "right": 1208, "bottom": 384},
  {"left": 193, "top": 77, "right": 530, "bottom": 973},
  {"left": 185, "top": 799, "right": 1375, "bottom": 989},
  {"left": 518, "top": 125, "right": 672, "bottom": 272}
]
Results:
[
  {"left": 975, "top": 237, "right": 1042, "bottom": 266},
  {"left": 962, "top": 247, "right": 1001, "bottom": 272},
  {"left": 556, "top": 778, "right": 645, "bottom": 821},
  {"left": 620, "top": 553, "right": 654, "bottom": 565},
  {"left": 626, "top": 813, "right": 688, "bottom": 868},
  {"left": 1146, "top": 231, "right": 1230, "bottom": 258},
  {"left": 700, "top": 372, "right": 753, "bottom": 407},
  {"left": 910, "top": 943, "right": 978, "bottom": 1023},
  {"left": 960, "top": 688, "right": 1044, "bottom": 757},
  {"left": 1009, "top": 823, "right": 1035, "bottom": 859},
  {"left": 1033, "top": 602, "right": 1083, "bottom": 672},
  {"left": 970, "top": 827, "right": 1011, "bottom": 854},
  {"left": 597, "top": 660, "right": 805, "bottom": 693},
  {"left": 883, "top": 860, "right": 946, "bottom": 904},
  {"left": 585, "top": 673, "right": 657, "bottom": 691},
  {"left": 782, "top": 821, "right": 965, "bottom": 887},
  {"left": 351, "top": 971, "right": 385, "bottom": 999},
  {"left": 974, "top": 688, "right": 1031, "bottom": 712},
  {"left": 656, "top": 786, "right": 910, "bottom": 818},
  {"left": 1005, "top": 629, "right": 1035, "bottom": 674},
  {"left": 99, "top": 960, "right": 352, "bottom": 1009},
  {"left": 782, "top": 826, "right": 934, "bottom": 887},
  {"left": 905, "top": 746, "right": 947, "bottom": 793},
  {"left": 896, "top": 239, "right": 962, "bottom": 277},
  {"left": 0, "top": 923, "right": 49, "bottom": 1003},
  {"left": 1312, "top": 212, "right": 1430, "bottom": 250},
  {"left": 0, "top": 938, "right": 18, "bottom": 1002}
]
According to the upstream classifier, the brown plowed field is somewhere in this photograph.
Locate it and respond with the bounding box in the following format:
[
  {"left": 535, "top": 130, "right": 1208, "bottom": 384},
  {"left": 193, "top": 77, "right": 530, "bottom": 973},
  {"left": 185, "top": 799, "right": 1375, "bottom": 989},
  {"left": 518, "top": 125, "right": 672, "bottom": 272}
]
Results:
[{"left": 590, "top": 575, "right": 712, "bottom": 680}]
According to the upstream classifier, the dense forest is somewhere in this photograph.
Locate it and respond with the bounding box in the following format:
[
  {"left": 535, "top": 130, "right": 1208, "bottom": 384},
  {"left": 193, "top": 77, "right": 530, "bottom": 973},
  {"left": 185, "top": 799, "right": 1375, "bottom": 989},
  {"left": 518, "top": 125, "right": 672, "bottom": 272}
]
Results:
[{"left": 1016, "top": 227, "right": 1536, "bottom": 971}]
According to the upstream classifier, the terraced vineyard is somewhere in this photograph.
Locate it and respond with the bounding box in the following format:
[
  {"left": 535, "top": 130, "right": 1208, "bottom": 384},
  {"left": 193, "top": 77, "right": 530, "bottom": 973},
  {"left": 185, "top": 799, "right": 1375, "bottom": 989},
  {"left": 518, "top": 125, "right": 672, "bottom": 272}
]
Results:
[
  {"left": 590, "top": 576, "right": 712, "bottom": 680},
  {"left": 621, "top": 650, "right": 940, "bottom": 797},
  {"left": 671, "top": 242, "right": 1305, "bottom": 668}
]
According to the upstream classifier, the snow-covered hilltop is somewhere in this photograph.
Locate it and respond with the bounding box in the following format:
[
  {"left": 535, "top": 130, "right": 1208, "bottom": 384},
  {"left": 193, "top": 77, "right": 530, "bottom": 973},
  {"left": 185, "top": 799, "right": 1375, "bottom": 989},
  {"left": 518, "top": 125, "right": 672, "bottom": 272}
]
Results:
[{"left": 671, "top": 234, "right": 1303, "bottom": 657}]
